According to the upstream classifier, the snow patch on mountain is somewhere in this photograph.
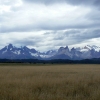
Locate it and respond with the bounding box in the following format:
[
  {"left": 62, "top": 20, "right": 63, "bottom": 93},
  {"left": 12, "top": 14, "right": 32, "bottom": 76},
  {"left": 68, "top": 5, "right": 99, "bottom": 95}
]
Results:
[
  {"left": 2, "top": 50, "right": 7, "bottom": 54},
  {"left": 12, "top": 50, "right": 21, "bottom": 55},
  {"left": 0, "top": 44, "right": 100, "bottom": 59},
  {"left": 30, "top": 52, "right": 39, "bottom": 57}
]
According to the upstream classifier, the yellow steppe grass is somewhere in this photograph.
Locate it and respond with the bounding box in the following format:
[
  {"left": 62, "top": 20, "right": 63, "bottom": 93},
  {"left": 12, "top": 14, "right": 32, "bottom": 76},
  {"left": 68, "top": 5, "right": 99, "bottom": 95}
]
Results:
[{"left": 0, "top": 64, "right": 100, "bottom": 100}]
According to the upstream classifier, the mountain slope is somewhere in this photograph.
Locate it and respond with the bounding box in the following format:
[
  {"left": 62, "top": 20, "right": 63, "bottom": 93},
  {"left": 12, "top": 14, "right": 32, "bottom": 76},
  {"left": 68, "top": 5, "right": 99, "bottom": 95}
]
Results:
[
  {"left": 0, "top": 44, "right": 100, "bottom": 60},
  {"left": 0, "top": 44, "right": 38, "bottom": 59},
  {"left": 50, "top": 45, "right": 100, "bottom": 60}
]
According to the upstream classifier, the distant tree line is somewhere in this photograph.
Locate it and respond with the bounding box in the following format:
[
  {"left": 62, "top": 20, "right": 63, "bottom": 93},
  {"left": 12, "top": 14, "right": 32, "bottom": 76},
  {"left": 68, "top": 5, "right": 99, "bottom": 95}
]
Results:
[{"left": 0, "top": 58, "right": 100, "bottom": 64}]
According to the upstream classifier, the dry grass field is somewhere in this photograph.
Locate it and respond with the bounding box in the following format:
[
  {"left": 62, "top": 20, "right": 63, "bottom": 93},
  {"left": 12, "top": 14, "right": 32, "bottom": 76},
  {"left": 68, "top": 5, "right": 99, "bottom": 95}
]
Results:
[{"left": 0, "top": 64, "right": 100, "bottom": 100}]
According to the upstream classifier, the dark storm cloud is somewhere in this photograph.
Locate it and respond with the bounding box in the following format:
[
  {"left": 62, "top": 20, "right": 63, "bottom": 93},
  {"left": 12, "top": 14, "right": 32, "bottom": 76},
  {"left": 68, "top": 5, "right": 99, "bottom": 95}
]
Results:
[
  {"left": 0, "top": 0, "right": 100, "bottom": 33},
  {"left": 13, "top": 39, "right": 36, "bottom": 46},
  {"left": 23, "top": 0, "right": 100, "bottom": 7},
  {"left": 65, "top": 29, "right": 100, "bottom": 39},
  {"left": 45, "top": 29, "right": 100, "bottom": 40},
  {"left": 0, "top": 0, "right": 100, "bottom": 50},
  {"left": 0, "top": 25, "right": 35, "bottom": 33},
  {"left": 44, "top": 29, "right": 100, "bottom": 46},
  {"left": 12, "top": 36, "right": 43, "bottom": 47},
  {"left": 1, "top": 22, "right": 100, "bottom": 33},
  {"left": 86, "top": 9, "right": 100, "bottom": 22},
  {"left": 66, "top": 0, "right": 100, "bottom": 7},
  {"left": 94, "top": 0, "right": 100, "bottom": 6},
  {"left": 64, "top": 30, "right": 81, "bottom": 36}
]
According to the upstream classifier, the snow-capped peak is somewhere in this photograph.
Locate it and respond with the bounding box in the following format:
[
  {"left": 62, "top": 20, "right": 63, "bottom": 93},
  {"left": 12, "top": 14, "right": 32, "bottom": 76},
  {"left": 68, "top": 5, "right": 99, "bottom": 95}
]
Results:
[
  {"left": 74, "top": 45, "right": 100, "bottom": 52},
  {"left": 3, "top": 44, "right": 14, "bottom": 51},
  {"left": 0, "top": 44, "right": 100, "bottom": 59},
  {"left": 86, "top": 45, "right": 100, "bottom": 52}
]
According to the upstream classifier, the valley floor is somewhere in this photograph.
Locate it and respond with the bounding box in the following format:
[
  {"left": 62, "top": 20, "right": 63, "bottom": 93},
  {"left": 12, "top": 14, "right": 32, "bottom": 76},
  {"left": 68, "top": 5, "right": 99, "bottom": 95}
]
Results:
[{"left": 0, "top": 64, "right": 100, "bottom": 100}]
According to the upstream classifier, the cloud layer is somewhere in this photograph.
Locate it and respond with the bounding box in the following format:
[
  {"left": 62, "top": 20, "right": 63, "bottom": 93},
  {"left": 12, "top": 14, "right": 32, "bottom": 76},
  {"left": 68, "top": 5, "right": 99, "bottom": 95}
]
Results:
[{"left": 0, "top": 0, "right": 100, "bottom": 51}]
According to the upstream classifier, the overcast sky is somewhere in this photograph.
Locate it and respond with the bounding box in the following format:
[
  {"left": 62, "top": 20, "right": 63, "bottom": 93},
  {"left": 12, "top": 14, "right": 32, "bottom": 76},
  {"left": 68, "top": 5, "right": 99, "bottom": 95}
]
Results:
[{"left": 0, "top": 0, "right": 100, "bottom": 51}]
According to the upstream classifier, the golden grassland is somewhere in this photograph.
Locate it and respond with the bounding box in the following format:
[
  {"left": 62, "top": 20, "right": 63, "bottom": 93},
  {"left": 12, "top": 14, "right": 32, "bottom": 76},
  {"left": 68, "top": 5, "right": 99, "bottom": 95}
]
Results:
[{"left": 0, "top": 64, "right": 100, "bottom": 100}]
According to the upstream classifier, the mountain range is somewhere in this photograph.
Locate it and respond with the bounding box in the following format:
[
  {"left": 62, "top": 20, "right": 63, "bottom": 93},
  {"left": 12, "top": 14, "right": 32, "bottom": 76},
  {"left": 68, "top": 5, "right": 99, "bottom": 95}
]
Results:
[{"left": 0, "top": 44, "right": 100, "bottom": 60}]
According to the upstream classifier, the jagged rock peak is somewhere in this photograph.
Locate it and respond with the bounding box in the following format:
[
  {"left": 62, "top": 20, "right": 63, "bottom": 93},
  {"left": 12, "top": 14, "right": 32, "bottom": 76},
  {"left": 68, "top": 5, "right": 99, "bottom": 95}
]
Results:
[
  {"left": 5, "top": 44, "right": 15, "bottom": 50},
  {"left": 65, "top": 46, "right": 69, "bottom": 49},
  {"left": 7, "top": 44, "right": 13, "bottom": 47}
]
